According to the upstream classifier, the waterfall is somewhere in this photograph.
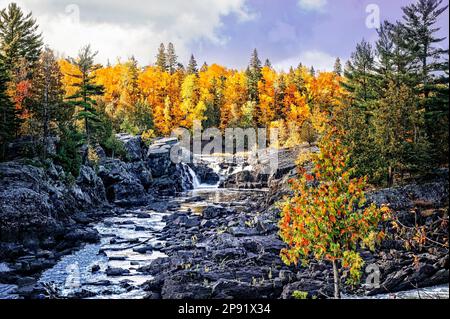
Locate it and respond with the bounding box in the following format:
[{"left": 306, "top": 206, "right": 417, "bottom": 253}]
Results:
[
  {"left": 186, "top": 165, "right": 201, "bottom": 189},
  {"left": 180, "top": 163, "right": 200, "bottom": 190}
]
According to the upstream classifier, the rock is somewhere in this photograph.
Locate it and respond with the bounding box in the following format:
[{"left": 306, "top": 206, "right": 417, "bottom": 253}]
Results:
[
  {"left": 160, "top": 271, "right": 212, "bottom": 299},
  {"left": 0, "top": 159, "right": 108, "bottom": 243},
  {"left": 106, "top": 267, "right": 130, "bottom": 277},
  {"left": 116, "top": 134, "right": 143, "bottom": 162},
  {"left": 281, "top": 279, "right": 333, "bottom": 299},
  {"left": 91, "top": 265, "right": 101, "bottom": 273},
  {"left": 133, "top": 245, "right": 154, "bottom": 254},
  {"left": 212, "top": 248, "right": 247, "bottom": 261},
  {"left": 17, "top": 277, "right": 36, "bottom": 287},
  {"left": 192, "top": 165, "right": 220, "bottom": 185},
  {"left": 64, "top": 228, "right": 100, "bottom": 244},
  {"left": 200, "top": 220, "right": 214, "bottom": 228},
  {"left": 172, "top": 216, "right": 200, "bottom": 228},
  {"left": 76, "top": 166, "right": 107, "bottom": 206},
  {"left": 98, "top": 159, "right": 148, "bottom": 205},
  {"left": 211, "top": 279, "right": 282, "bottom": 299},
  {"left": 228, "top": 227, "right": 260, "bottom": 237},
  {"left": 202, "top": 206, "right": 224, "bottom": 219}
]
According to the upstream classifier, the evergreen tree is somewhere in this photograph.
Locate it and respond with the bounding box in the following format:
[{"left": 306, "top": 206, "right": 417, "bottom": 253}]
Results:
[
  {"left": 402, "top": 0, "right": 448, "bottom": 97},
  {"left": 27, "top": 48, "right": 69, "bottom": 159},
  {"left": 187, "top": 54, "right": 198, "bottom": 75},
  {"left": 247, "top": 49, "right": 262, "bottom": 103},
  {"left": 340, "top": 40, "right": 377, "bottom": 179},
  {"left": 264, "top": 58, "right": 272, "bottom": 68},
  {"left": 0, "top": 59, "right": 18, "bottom": 159},
  {"left": 0, "top": 3, "right": 43, "bottom": 72},
  {"left": 343, "top": 40, "right": 376, "bottom": 106},
  {"left": 334, "top": 57, "right": 343, "bottom": 76},
  {"left": 155, "top": 43, "right": 167, "bottom": 71},
  {"left": 309, "top": 66, "right": 316, "bottom": 76},
  {"left": 203, "top": 77, "right": 224, "bottom": 128},
  {"left": 372, "top": 83, "right": 431, "bottom": 185},
  {"left": 66, "top": 45, "right": 104, "bottom": 144},
  {"left": 55, "top": 123, "right": 83, "bottom": 177},
  {"left": 166, "top": 42, "right": 178, "bottom": 74},
  {"left": 375, "top": 21, "right": 415, "bottom": 90},
  {"left": 401, "top": 0, "right": 449, "bottom": 164}
]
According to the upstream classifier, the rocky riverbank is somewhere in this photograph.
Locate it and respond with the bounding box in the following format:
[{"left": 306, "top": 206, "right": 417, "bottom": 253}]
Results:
[
  {"left": 139, "top": 163, "right": 449, "bottom": 299},
  {"left": 1, "top": 139, "right": 448, "bottom": 299},
  {"left": 0, "top": 135, "right": 215, "bottom": 296}
]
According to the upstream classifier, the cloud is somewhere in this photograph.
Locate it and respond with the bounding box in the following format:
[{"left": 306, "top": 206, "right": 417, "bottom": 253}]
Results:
[
  {"left": 0, "top": 0, "right": 255, "bottom": 65},
  {"left": 274, "top": 50, "right": 337, "bottom": 72},
  {"left": 297, "top": 0, "right": 327, "bottom": 12},
  {"left": 268, "top": 21, "right": 298, "bottom": 44}
]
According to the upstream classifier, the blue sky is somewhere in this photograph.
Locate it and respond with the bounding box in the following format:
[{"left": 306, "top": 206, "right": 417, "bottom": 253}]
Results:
[
  {"left": 1, "top": 0, "right": 448, "bottom": 71},
  {"left": 194, "top": 0, "right": 449, "bottom": 70}
]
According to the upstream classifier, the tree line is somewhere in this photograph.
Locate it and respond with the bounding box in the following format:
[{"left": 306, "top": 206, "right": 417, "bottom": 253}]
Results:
[{"left": 1, "top": 1, "right": 448, "bottom": 187}]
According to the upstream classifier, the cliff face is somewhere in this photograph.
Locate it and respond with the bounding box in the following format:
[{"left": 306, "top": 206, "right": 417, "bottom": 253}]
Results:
[
  {"left": 0, "top": 161, "right": 106, "bottom": 242},
  {"left": 0, "top": 136, "right": 204, "bottom": 243}
]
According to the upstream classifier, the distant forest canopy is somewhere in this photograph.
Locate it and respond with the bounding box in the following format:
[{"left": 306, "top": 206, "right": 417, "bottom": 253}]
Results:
[{"left": 0, "top": 0, "right": 448, "bottom": 186}]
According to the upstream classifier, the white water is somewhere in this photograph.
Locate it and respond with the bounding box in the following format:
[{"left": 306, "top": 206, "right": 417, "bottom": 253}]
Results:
[
  {"left": 181, "top": 161, "right": 221, "bottom": 190},
  {"left": 186, "top": 165, "right": 201, "bottom": 189}
]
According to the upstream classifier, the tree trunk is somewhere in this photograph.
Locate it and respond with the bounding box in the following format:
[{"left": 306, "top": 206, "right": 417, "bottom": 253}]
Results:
[
  {"left": 332, "top": 260, "right": 341, "bottom": 299},
  {"left": 388, "top": 166, "right": 393, "bottom": 187}
]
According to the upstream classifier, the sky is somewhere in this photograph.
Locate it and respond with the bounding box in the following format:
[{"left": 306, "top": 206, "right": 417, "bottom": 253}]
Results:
[{"left": 1, "top": 0, "right": 449, "bottom": 71}]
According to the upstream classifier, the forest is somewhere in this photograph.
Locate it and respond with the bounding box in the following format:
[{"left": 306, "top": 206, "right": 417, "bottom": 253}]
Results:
[
  {"left": 1, "top": 1, "right": 448, "bottom": 186},
  {"left": 0, "top": 0, "right": 449, "bottom": 301}
]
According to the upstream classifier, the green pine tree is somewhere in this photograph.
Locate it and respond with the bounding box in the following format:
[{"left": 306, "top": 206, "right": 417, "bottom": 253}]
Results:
[
  {"left": 247, "top": 49, "right": 262, "bottom": 103},
  {"left": 0, "top": 3, "right": 43, "bottom": 72},
  {"left": 156, "top": 43, "right": 167, "bottom": 71},
  {"left": 340, "top": 40, "right": 378, "bottom": 180},
  {"left": 187, "top": 54, "right": 198, "bottom": 75},
  {"left": 66, "top": 45, "right": 104, "bottom": 144},
  {"left": 401, "top": 0, "right": 449, "bottom": 165},
  {"left": 166, "top": 42, "right": 178, "bottom": 74},
  {"left": 334, "top": 57, "right": 343, "bottom": 76}
]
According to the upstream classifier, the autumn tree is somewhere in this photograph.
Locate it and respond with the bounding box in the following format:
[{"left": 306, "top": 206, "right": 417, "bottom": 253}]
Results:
[
  {"left": 27, "top": 48, "right": 69, "bottom": 159},
  {"left": 257, "top": 66, "right": 277, "bottom": 126},
  {"left": 240, "top": 101, "right": 256, "bottom": 128},
  {"left": 0, "top": 3, "right": 43, "bottom": 135},
  {"left": 0, "top": 59, "right": 17, "bottom": 159},
  {"left": 139, "top": 66, "right": 169, "bottom": 134},
  {"left": 222, "top": 71, "right": 247, "bottom": 129},
  {"left": 199, "top": 64, "right": 227, "bottom": 128},
  {"left": 66, "top": 45, "right": 104, "bottom": 143},
  {"left": 180, "top": 73, "right": 205, "bottom": 128},
  {"left": 279, "top": 128, "right": 389, "bottom": 299}
]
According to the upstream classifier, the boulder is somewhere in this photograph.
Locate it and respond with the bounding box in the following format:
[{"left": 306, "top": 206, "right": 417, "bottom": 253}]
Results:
[
  {"left": 281, "top": 279, "right": 334, "bottom": 299},
  {"left": 192, "top": 165, "right": 220, "bottom": 185},
  {"left": 116, "top": 134, "right": 144, "bottom": 162},
  {"left": 97, "top": 159, "right": 148, "bottom": 205}
]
